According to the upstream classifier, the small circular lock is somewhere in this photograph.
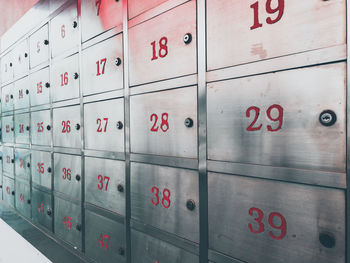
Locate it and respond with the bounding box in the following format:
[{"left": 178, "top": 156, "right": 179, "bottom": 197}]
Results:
[
  {"left": 184, "top": 118, "right": 194, "bottom": 128},
  {"left": 0, "top": 185, "right": 2, "bottom": 189},
  {"left": 11, "top": 159, "right": 14, "bottom": 163},
  {"left": 11, "top": 127, "right": 14, "bottom": 131},
  {"left": 183, "top": 33, "right": 192, "bottom": 44},
  {"left": 11, "top": 191, "right": 15, "bottom": 196},
  {"left": 76, "top": 174, "right": 81, "bottom": 181},
  {"left": 47, "top": 209, "right": 52, "bottom": 216},
  {"left": 115, "top": 57, "right": 122, "bottom": 66},
  {"left": 26, "top": 126, "right": 30, "bottom": 131},
  {"left": 26, "top": 89, "right": 29, "bottom": 95},
  {"left": 45, "top": 82, "right": 50, "bottom": 88},
  {"left": 73, "top": 21, "right": 78, "bottom": 28},
  {"left": 24, "top": 53, "right": 28, "bottom": 58},
  {"left": 76, "top": 124, "right": 81, "bottom": 130},
  {"left": 319, "top": 232, "right": 336, "bottom": 248},
  {"left": 47, "top": 125, "right": 51, "bottom": 131},
  {"left": 0, "top": 156, "right": 2, "bottom": 160},
  {"left": 74, "top": 72, "right": 79, "bottom": 79},
  {"left": 186, "top": 199, "right": 196, "bottom": 211},
  {"left": 9, "top": 63, "right": 12, "bottom": 67},
  {"left": 27, "top": 162, "right": 30, "bottom": 168},
  {"left": 116, "top": 121, "right": 123, "bottom": 130},
  {"left": 27, "top": 199, "right": 31, "bottom": 204},
  {"left": 319, "top": 110, "right": 337, "bottom": 127},
  {"left": 76, "top": 224, "right": 82, "bottom": 231},
  {"left": 10, "top": 94, "right": 13, "bottom": 99},
  {"left": 47, "top": 167, "right": 52, "bottom": 173},
  {"left": 118, "top": 247, "right": 125, "bottom": 256},
  {"left": 44, "top": 40, "right": 49, "bottom": 45},
  {"left": 117, "top": 184, "right": 124, "bottom": 192}
]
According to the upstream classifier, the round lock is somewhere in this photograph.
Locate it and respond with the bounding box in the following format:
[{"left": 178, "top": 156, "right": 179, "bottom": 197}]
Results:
[
  {"left": 76, "top": 174, "right": 81, "bottom": 181},
  {"left": 44, "top": 40, "right": 49, "bottom": 45},
  {"left": 47, "top": 209, "right": 52, "bottom": 216},
  {"left": 115, "top": 57, "right": 122, "bottom": 66},
  {"left": 118, "top": 247, "right": 125, "bottom": 256},
  {"left": 319, "top": 232, "right": 336, "bottom": 248},
  {"left": 0, "top": 128, "right": 2, "bottom": 131},
  {"left": 0, "top": 156, "right": 2, "bottom": 160},
  {"left": 9, "top": 63, "right": 12, "bottom": 67},
  {"left": 184, "top": 118, "right": 194, "bottom": 128},
  {"left": 76, "top": 124, "right": 81, "bottom": 130},
  {"left": 116, "top": 121, "right": 123, "bottom": 130},
  {"left": 11, "top": 127, "right": 14, "bottom": 131},
  {"left": 45, "top": 82, "right": 50, "bottom": 88},
  {"left": 11, "top": 159, "right": 14, "bottom": 163},
  {"left": 74, "top": 72, "right": 79, "bottom": 79},
  {"left": 27, "top": 162, "right": 30, "bottom": 168},
  {"left": 27, "top": 199, "right": 31, "bottom": 204},
  {"left": 117, "top": 184, "right": 124, "bottom": 192},
  {"left": 47, "top": 125, "right": 51, "bottom": 131},
  {"left": 319, "top": 110, "right": 337, "bottom": 127},
  {"left": 26, "top": 89, "right": 29, "bottom": 95},
  {"left": 10, "top": 94, "right": 13, "bottom": 99},
  {"left": 11, "top": 191, "right": 15, "bottom": 196},
  {"left": 73, "top": 21, "right": 78, "bottom": 28},
  {"left": 0, "top": 185, "right": 2, "bottom": 189},
  {"left": 76, "top": 224, "right": 82, "bottom": 231},
  {"left": 183, "top": 33, "right": 192, "bottom": 44},
  {"left": 186, "top": 199, "right": 196, "bottom": 211},
  {"left": 24, "top": 53, "right": 28, "bottom": 58},
  {"left": 47, "top": 167, "right": 52, "bottom": 173},
  {"left": 26, "top": 126, "right": 30, "bottom": 131}
]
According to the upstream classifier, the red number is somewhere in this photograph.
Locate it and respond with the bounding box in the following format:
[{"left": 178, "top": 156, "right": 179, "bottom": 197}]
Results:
[
  {"left": 6, "top": 156, "right": 10, "bottom": 164},
  {"left": 97, "top": 118, "right": 108, "bottom": 133},
  {"left": 60, "top": 72, "right": 68, "bottom": 86},
  {"left": 61, "top": 25, "right": 65, "bottom": 38},
  {"left": 37, "top": 203, "right": 44, "bottom": 214},
  {"left": 151, "top": 187, "right": 159, "bottom": 206},
  {"left": 250, "top": 1, "right": 263, "bottom": 30},
  {"left": 246, "top": 106, "right": 262, "bottom": 131},
  {"left": 6, "top": 125, "right": 10, "bottom": 133},
  {"left": 19, "top": 159, "right": 25, "bottom": 168},
  {"left": 96, "top": 58, "right": 107, "bottom": 76},
  {"left": 98, "top": 233, "right": 110, "bottom": 250},
  {"left": 266, "top": 104, "right": 283, "bottom": 132},
  {"left": 151, "top": 37, "right": 168, "bottom": 60},
  {"left": 268, "top": 212, "right": 287, "bottom": 240},
  {"left": 150, "top": 114, "right": 159, "bottom": 132},
  {"left": 6, "top": 187, "right": 10, "bottom": 195},
  {"left": 20, "top": 194, "right": 25, "bottom": 203},
  {"left": 19, "top": 124, "right": 24, "bottom": 133},
  {"left": 251, "top": 0, "right": 284, "bottom": 30},
  {"left": 37, "top": 122, "right": 44, "bottom": 133},
  {"left": 248, "top": 207, "right": 265, "bottom": 234},
  {"left": 62, "top": 168, "right": 72, "bottom": 180},
  {"left": 151, "top": 186, "right": 171, "bottom": 208},
  {"left": 95, "top": 0, "right": 101, "bottom": 16},
  {"left": 37, "top": 162, "right": 44, "bottom": 174},
  {"left": 61, "top": 120, "right": 71, "bottom": 133},
  {"left": 37, "top": 82, "right": 42, "bottom": 94},
  {"left": 18, "top": 89, "right": 23, "bottom": 99},
  {"left": 62, "top": 216, "right": 72, "bottom": 229},
  {"left": 150, "top": 113, "right": 169, "bottom": 132},
  {"left": 97, "top": 175, "right": 110, "bottom": 191},
  {"left": 5, "top": 94, "right": 9, "bottom": 103}
]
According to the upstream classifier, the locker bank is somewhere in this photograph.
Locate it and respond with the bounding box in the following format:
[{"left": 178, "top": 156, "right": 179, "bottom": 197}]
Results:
[{"left": 0, "top": 0, "right": 348, "bottom": 262}]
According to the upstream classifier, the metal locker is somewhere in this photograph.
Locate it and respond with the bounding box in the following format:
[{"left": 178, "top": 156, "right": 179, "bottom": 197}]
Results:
[
  {"left": 131, "top": 162, "right": 199, "bottom": 242},
  {"left": 29, "top": 67, "right": 50, "bottom": 106},
  {"left": 14, "top": 76, "right": 30, "bottom": 110},
  {"left": 207, "top": 0, "right": 346, "bottom": 71},
  {"left": 130, "top": 86, "right": 197, "bottom": 158},
  {"left": 0, "top": 51, "right": 14, "bottom": 84},
  {"left": 31, "top": 109, "right": 52, "bottom": 146},
  {"left": 1, "top": 83, "right": 14, "bottom": 112},
  {"left": 129, "top": 1, "right": 196, "bottom": 86},
  {"left": 54, "top": 197, "right": 82, "bottom": 250},
  {"left": 50, "top": 3, "right": 79, "bottom": 57},
  {"left": 0, "top": 147, "right": 3, "bottom": 180},
  {"left": 208, "top": 172, "right": 345, "bottom": 263},
  {"left": 12, "top": 39, "right": 29, "bottom": 79},
  {"left": 15, "top": 179, "right": 31, "bottom": 219},
  {"left": 51, "top": 54, "right": 79, "bottom": 102},
  {"left": 3, "top": 176, "right": 15, "bottom": 208},
  {"left": 2, "top": 115, "right": 14, "bottom": 143},
  {"left": 207, "top": 63, "right": 346, "bottom": 172},
  {"left": 15, "top": 148, "right": 31, "bottom": 181},
  {"left": 31, "top": 150, "right": 52, "bottom": 190},
  {"left": 85, "top": 210, "right": 125, "bottom": 263},
  {"left": 29, "top": 24, "right": 49, "bottom": 68},
  {"left": 84, "top": 99, "right": 124, "bottom": 152},
  {"left": 81, "top": 34, "right": 123, "bottom": 96},
  {"left": 85, "top": 157, "right": 125, "bottom": 215},
  {"left": 14, "top": 112, "right": 30, "bottom": 144},
  {"left": 32, "top": 187, "right": 53, "bottom": 231},
  {"left": 128, "top": 0, "right": 169, "bottom": 19},
  {"left": 53, "top": 105, "right": 81, "bottom": 148},
  {"left": 54, "top": 153, "right": 81, "bottom": 200},
  {"left": 2, "top": 147, "right": 14, "bottom": 178},
  {"left": 81, "top": 0, "right": 122, "bottom": 42},
  {"left": 131, "top": 230, "right": 199, "bottom": 263}
]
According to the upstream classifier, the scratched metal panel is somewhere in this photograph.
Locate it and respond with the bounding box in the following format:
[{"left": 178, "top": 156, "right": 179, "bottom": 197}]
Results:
[
  {"left": 85, "top": 210, "right": 126, "bottom": 263},
  {"left": 12, "top": 39, "right": 29, "bottom": 79},
  {"left": 2, "top": 147, "right": 14, "bottom": 178},
  {"left": 29, "top": 67, "right": 50, "bottom": 106},
  {"left": 54, "top": 153, "right": 81, "bottom": 200},
  {"left": 207, "top": 63, "right": 346, "bottom": 172},
  {"left": 81, "top": 34, "right": 123, "bottom": 96},
  {"left": 29, "top": 24, "right": 49, "bottom": 69},
  {"left": 131, "top": 162, "right": 199, "bottom": 243},
  {"left": 14, "top": 112, "right": 30, "bottom": 144},
  {"left": 129, "top": 1, "right": 196, "bottom": 86},
  {"left": 2, "top": 176, "right": 15, "bottom": 207},
  {"left": 54, "top": 197, "right": 82, "bottom": 250},
  {"left": 15, "top": 148, "right": 31, "bottom": 181},
  {"left": 2, "top": 115, "right": 14, "bottom": 143},
  {"left": 1, "top": 83, "right": 14, "bottom": 112},
  {"left": 53, "top": 105, "right": 81, "bottom": 148},
  {"left": 130, "top": 86, "right": 197, "bottom": 158},
  {"left": 207, "top": 0, "right": 346, "bottom": 71},
  {"left": 81, "top": 0, "right": 123, "bottom": 42},
  {"left": 15, "top": 180, "right": 31, "bottom": 219},
  {"left": 128, "top": 0, "right": 169, "bottom": 19},
  {"left": 208, "top": 172, "right": 345, "bottom": 263},
  {"left": 131, "top": 229, "right": 199, "bottom": 263},
  {"left": 31, "top": 110, "right": 52, "bottom": 146},
  {"left": 84, "top": 99, "right": 124, "bottom": 152},
  {"left": 31, "top": 150, "right": 52, "bottom": 190},
  {"left": 85, "top": 157, "right": 125, "bottom": 215},
  {"left": 31, "top": 187, "right": 52, "bottom": 231},
  {"left": 0, "top": 51, "right": 14, "bottom": 84},
  {"left": 13, "top": 77, "right": 30, "bottom": 110},
  {"left": 51, "top": 54, "right": 79, "bottom": 102}
]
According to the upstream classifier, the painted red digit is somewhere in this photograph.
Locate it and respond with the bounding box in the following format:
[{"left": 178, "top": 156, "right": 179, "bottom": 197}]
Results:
[
  {"left": 5, "top": 94, "right": 9, "bottom": 103},
  {"left": 150, "top": 114, "right": 159, "bottom": 132},
  {"left": 151, "top": 186, "right": 159, "bottom": 206},
  {"left": 18, "top": 89, "right": 23, "bottom": 99},
  {"left": 266, "top": 104, "right": 283, "bottom": 132},
  {"left": 103, "top": 176, "right": 110, "bottom": 190},
  {"left": 160, "top": 113, "right": 169, "bottom": 132},
  {"left": 151, "top": 41, "right": 157, "bottom": 60},
  {"left": 61, "top": 25, "right": 65, "bottom": 38},
  {"left": 6, "top": 187, "right": 10, "bottom": 195},
  {"left": 62, "top": 121, "right": 66, "bottom": 133},
  {"left": 6, "top": 156, "right": 10, "bottom": 163},
  {"left": 37, "top": 122, "right": 44, "bottom": 133},
  {"left": 62, "top": 120, "right": 71, "bottom": 133},
  {"left": 95, "top": 0, "right": 101, "bottom": 16},
  {"left": 159, "top": 37, "right": 168, "bottom": 58},
  {"left": 19, "top": 159, "right": 25, "bottom": 168},
  {"left": 103, "top": 118, "right": 108, "bottom": 132},
  {"left": 20, "top": 194, "right": 24, "bottom": 203},
  {"left": 37, "top": 82, "right": 43, "bottom": 94},
  {"left": 37, "top": 162, "right": 44, "bottom": 174},
  {"left": 19, "top": 124, "right": 24, "bottom": 133},
  {"left": 66, "top": 120, "right": 71, "bottom": 133},
  {"left": 246, "top": 106, "right": 262, "bottom": 131},
  {"left": 97, "top": 175, "right": 103, "bottom": 190},
  {"left": 62, "top": 168, "right": 71, "bottom": 180},
  {"left": 161, "top": 188, "right": 171, "bottom": 208},
  {"left": 6, "top": 125, "right": 10, "bottom": 133},
  {"left": 60, "top": 72, "right": 68, "bottom": 86},
  {"left": 97, "top": 118, "right": 102, "bottom": 132},
  {"left": 96, "top": 58, "right": 107, "bottom": 76},
  {"left": 268, "top": 212, "right": 287, "bottom": 240},
  {"left": 37, "top": 203, "right": 44, "bottom": 213},
  {"left": 250, "top": 1, "right": 263, "bottom": 30},
  {"left": 98, "top": 233, "right": 110, "bottom": 250},
  {"left": 266, "top": 0, "right": 284, "bottom": 25},
  {"left": 248, "top": 207, "right": 265, "bottom": 234},
  {"left": 63, "top": 216, "right": 72, "bottom": 229},
  {"left": 98, "top": 233, "right": 104, "bottom": 247}
]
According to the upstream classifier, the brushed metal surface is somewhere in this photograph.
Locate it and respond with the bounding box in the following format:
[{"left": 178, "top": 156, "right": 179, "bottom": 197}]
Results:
[
  {"left": 31, "top": 109, "right": 52, "bottom": 146},
  {"left": 207, "top": 63, "right": 346, "bottom": 172},
  {"left": 130, "top": 86, "right": 197, "bottom": 158},
  {"left": 2, "top": 147, "right": 14, "bottom": 178},
  {"left": 54, "top": 153, "right": 81, "bottom": 200},
  {"left": 50, "top": 2, "right": 79, "bottom": 57},
  {"left": 128, "top": 0, "right": 168, "bottom": 19},
  {"left": 131, "top": 162, "right": 199, "bottom": 243},
  {"left": 15, "top": 179, "right": 31, "bottom": 219},
  {"left": 29, "top": 67, "right": 50, "bottom": 106},
  {"left": 14, "top": 76, "right": 30, "bottom": 110},
  {"left": 131, "top": 229, "right": 199, "bottom": 263},
  {"left": 2, "top": 115, "right": 14, "bottom": 143},
  {"left": 51, "top": 54, "right": 79, "bottom": 102},
  {"left": 81, "top": 0, "right": 122, "bottom": 42},
  {"left": 81, "top": 34, "right": 123, "bottom": 96},
  {"left": 1, "top": 83, "right": 14, "bottom": 112},
  {"left": 15, "top": 148, "right": 31, "bottom": 181},
  {"left": 85, "top": 157, "right": 125, "bottom": 216},
  {"left": 31, "top": 150, "right": 52, "bottom": 190},
  {"left": 0, "top": 51, "right": 14, "bottom": 84},
  {"left": 2, "top": 176, "right": 15, "bottom": 207},
  {"left": 53, "top": 105, "right": 81, "bottom": 148},
  {"left": 31, "top": 187, "right": 52, "bottom": 231},
  {"left": 84, "top": 99, "right": 124, "bottom": 152},
  {"left": 15, "top": 113, "right": 30, "bottom": 144},
  {"left": 54, "top": 197, "right": 82, "bottom": 250},
  {"left": 129, "top": 1, "right": 196, "bottom": 86},
  {"left": 208, "top": 172, "right": 345, "bottom": 263},
  {"left": 85, "top": 210, "right": 126, "bottom": 263},
  {"left": 207, "top": 0, "right": 346, "bottom": 71},
  {"left": 29, "top": 24, "right": 49, "bottom": 69},
  {"left": 12, "top": 39, "right": 29, "bottom": 79}
]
